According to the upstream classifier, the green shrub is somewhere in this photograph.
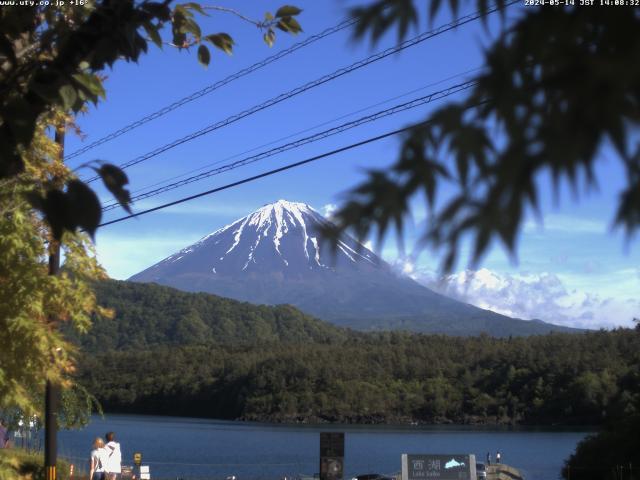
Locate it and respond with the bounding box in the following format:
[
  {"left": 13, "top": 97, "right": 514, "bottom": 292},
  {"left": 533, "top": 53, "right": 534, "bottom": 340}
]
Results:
[{"left": 0, "top": 449, "right": 71, "bottom": 480}]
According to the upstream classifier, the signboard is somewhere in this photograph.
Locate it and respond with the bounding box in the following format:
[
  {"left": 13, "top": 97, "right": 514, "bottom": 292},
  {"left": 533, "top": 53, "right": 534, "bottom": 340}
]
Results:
[
  {"left": 121, "top": 465, "right": 134, "bottom": 480},
  {"left": 401, "top": 454, "right": 476, "bottom": 480},
  {"left": 140, "top": 465, "right": 150, "bottom": 480},
  {"left": 320, "top": 432, "right": 344, "bottom": 480}
]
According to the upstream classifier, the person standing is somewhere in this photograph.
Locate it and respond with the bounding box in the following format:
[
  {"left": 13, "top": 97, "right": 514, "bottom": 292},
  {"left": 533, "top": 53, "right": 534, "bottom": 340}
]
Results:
[
  {"left": 0, "top": 419, "right": 11, "bottom": 448},
  {"left": 486, "top": 452, "right": 491, "bottom": 466},
  {"left": 104, "top": 431, "right": 122, "bottom": 480},
  {"left": 89, "top": 437, "right": 107, "bottom": 480},
  {"left": 496, "top": 450, "right": 501, "bottom": 464}
]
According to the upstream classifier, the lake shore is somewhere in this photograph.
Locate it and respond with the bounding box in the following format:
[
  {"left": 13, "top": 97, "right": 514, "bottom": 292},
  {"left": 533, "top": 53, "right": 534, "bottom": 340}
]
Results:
[
  {"left": 58, "top": 413, "right": 591, "bottom": 480},
  {"left": 239, "top": 412, "right": 518, "bottom": 425},
  {"left": 104, "top": 409, "right": 594, "bottom": 428}
]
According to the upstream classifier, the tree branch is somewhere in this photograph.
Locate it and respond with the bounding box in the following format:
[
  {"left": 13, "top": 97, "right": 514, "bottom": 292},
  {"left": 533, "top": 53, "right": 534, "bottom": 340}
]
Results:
[{"left": 202, "top": 6, "right": 263, "bottom": 28}]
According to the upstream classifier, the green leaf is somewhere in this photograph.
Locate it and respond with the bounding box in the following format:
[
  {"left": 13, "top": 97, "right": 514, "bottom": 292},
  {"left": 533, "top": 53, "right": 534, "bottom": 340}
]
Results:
[
  {"left": 449, "top": 0, "right": 460, "bottom": 17},
  {"left": 25, "top": 190, "right": 44, "bottom": 212},
  {"left": 197, "top": 44, "right": 210, "bottom": 66},
  {"left": 275, "top": 5, "right": 302, "bottom": 17},
  {"left": 171, "top": 8, "right": 188, "bottom": 46},
  {"left": 93, "top": 164, "right": 132, "bottom": 214},
  {"left": 0, "top": 131, "right": 24, "bottom": 178},
  {"left": 28, "top": 182, "right": 102, "bottom": 239},
  {"left": 205, "top": 33, "right": 234, "bottom": 55},
  {"left": 429, "top": 0, "right": 443, "bottom": 21},
  {"left": 264, "top": 12, "right": 274, "bottom": 21},
  {"left": 179, "top": 17, "right": 201, "bottom": 39},
  {"left": 59, "top": 84, "right": 78, "bottom": 111},
  {"left": 173, "top": 4, "right": 193, "bottom": 19},
  {"left": 172, "top": 31, "right": 187, "bottom": 48},
  {"left": 3, "top": 96, "right": 38, "bottom": 145},
  {"left": 144, "top": 22, "right": 163, "bottom": 48},
  {"left": 276, "top": 16, "right": 302, "bottom": 34},
  {"left": 263, "top": 29, "right": 275, "bottom": 47},
  {"left": 65, "top": 180, "right": 102, "bottom": 240},
  {"left": 142, "top": 1, "right": 172, "bottom": 21},
  {"left": 276, "top": 20, "right": 289, "bottom": 33},
  {"left": 38, "top": 189, "right": 72, "bottom": 241},
  {"left": 181, "top": 2, "right": 207, "bottom": 15},
  {"left": 72, "top": 73, "right": 106, "bottom": 101},
  {"left": 30, "top": 70, "right": 62, "bottom": 103}
]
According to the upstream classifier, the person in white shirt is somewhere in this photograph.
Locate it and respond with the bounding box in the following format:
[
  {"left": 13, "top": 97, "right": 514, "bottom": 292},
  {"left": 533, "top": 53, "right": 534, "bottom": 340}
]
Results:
[
  {"left": 89, "top": 437, "right": 107, "bottom": 480},
  {"left": 104, "top": 431, "right": 122, "bottom": 480}
]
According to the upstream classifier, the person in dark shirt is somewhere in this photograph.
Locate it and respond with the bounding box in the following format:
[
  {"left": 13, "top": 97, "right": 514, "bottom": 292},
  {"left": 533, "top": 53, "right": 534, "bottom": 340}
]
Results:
[{"left": 0, "top": 419, "right": 11, "bottom": 448}]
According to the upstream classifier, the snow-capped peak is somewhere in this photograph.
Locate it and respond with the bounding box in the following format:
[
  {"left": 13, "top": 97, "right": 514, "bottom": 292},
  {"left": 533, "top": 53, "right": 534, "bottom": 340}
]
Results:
[
  {"left": 258, "top": 199, "right": 316, "bottom": 216},
  {"left": 218, "top": 200, "right": 324, "bottom": 260},
  {"left": 188, "top": 200, "right": 319, "bottom": 249},
  {"left": 145, "top": 200, "right": 379, "bottom": 277}
]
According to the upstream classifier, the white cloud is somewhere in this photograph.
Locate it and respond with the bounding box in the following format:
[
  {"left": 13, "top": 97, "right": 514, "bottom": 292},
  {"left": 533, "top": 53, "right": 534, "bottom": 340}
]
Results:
[
  {"left": 322, "top": 203, "right": 337, "bottom": 218},
  {"left": 402, "top": 260, "right": 415, "bottom": 275},
  {"left": 409, "top": 267, "right": 639, "bottom": 330},
  {"left": 524, "top": 214, "right": 606, "bottom": 235}
]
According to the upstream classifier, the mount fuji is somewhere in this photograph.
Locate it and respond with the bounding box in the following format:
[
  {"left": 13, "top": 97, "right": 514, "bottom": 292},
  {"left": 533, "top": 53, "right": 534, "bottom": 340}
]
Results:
[{"left": 129, "top": 200, "right": 578, "bottom": 336}]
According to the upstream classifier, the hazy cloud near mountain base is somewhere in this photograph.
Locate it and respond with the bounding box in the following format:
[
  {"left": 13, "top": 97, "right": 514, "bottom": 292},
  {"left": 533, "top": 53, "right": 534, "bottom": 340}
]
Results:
[{"left": 405, "top": 267, "right": 639, "bottom": 330}]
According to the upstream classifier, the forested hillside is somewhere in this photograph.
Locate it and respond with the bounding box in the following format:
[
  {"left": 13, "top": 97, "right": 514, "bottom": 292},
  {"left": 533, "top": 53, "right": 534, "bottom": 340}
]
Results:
[
  {"left": 66, "top": 280, "right": 351, "bottom": 349},
  {"left": 78, "top": 327, "right": 640, "bottom": 426}
]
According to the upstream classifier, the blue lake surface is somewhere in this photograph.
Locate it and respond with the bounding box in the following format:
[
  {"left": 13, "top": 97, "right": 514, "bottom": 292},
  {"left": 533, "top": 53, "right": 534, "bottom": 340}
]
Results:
[{"left": 57, "top": 414, "right": 592, "bottom": 480}]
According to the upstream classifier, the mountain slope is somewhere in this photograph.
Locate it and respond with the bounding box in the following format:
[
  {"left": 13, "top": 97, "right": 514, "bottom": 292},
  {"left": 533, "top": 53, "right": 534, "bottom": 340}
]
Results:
[
  {"left": 129, "top": 200, "right": 579, "bottom": 336},
  {"left": 66, "top": 280, "right": 350, "bottom": 350}
]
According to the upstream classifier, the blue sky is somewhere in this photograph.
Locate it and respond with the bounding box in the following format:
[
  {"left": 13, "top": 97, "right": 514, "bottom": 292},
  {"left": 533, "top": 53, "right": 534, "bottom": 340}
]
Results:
[{"left": 65, "top": 1, "right": 639, "bottom": 329}]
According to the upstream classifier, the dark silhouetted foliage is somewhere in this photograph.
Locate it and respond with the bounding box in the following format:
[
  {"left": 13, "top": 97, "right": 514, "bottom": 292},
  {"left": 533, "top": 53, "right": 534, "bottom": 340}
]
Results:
[
  {"left": 327, "top": 1, "right": 640, "bottom": 271},
  {"left": 562, "top": 415, "right": 640, "bottom": 480},
  {"left": 0, "top": 1, "right": 301, "bottom": 240}
]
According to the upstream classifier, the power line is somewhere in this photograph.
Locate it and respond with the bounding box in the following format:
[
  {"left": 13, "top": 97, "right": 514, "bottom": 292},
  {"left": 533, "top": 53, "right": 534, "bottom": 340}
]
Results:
[
  {"left": 99, "top": 100, "right": 486, "bottom": 228},
  {"left": 65, "top": 17, "right": 359, "bottom": 160},
  {"left": 118, "top": 66, "right": 483, "bottom": 200},
  {"left": 102, "top": 78, "right": 476, "bottom": 209},
  {"left": 99, "top": 125, "right": 417, "bottom": 226},
  {"left": 101, "top": 80, "right": 476, "bottom": 211},
  {"left": 87, "top": 2, "right": 512, "bottom": 183}
]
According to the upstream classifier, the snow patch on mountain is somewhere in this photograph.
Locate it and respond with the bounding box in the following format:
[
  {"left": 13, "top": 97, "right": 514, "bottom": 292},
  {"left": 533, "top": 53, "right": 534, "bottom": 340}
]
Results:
[
  {"left": 137, "top": 200, "right": 382, "bottom": 277},
  {"left": 310, "top": 237, "right": 324, "bottom": 267},
  {"left": 226, "top": 217, "right": 249, "bottom": 255}
]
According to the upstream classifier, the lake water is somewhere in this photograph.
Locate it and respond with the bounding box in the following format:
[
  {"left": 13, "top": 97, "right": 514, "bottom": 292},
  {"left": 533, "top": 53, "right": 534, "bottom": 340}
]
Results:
[{"left": 57, "top": 414, "right": 592, "bottom": 480}]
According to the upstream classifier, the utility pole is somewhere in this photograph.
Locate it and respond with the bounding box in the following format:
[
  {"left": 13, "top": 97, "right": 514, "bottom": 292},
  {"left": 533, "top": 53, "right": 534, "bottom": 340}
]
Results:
[{"left": 45, "top": 124, "right": 65, "bottom": 480}]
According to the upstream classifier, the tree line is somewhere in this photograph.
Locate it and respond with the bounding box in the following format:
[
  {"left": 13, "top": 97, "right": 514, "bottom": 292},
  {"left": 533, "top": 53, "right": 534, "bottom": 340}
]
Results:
[{"left": 77, "top": 327, "right": 640, "bottom": 426}]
